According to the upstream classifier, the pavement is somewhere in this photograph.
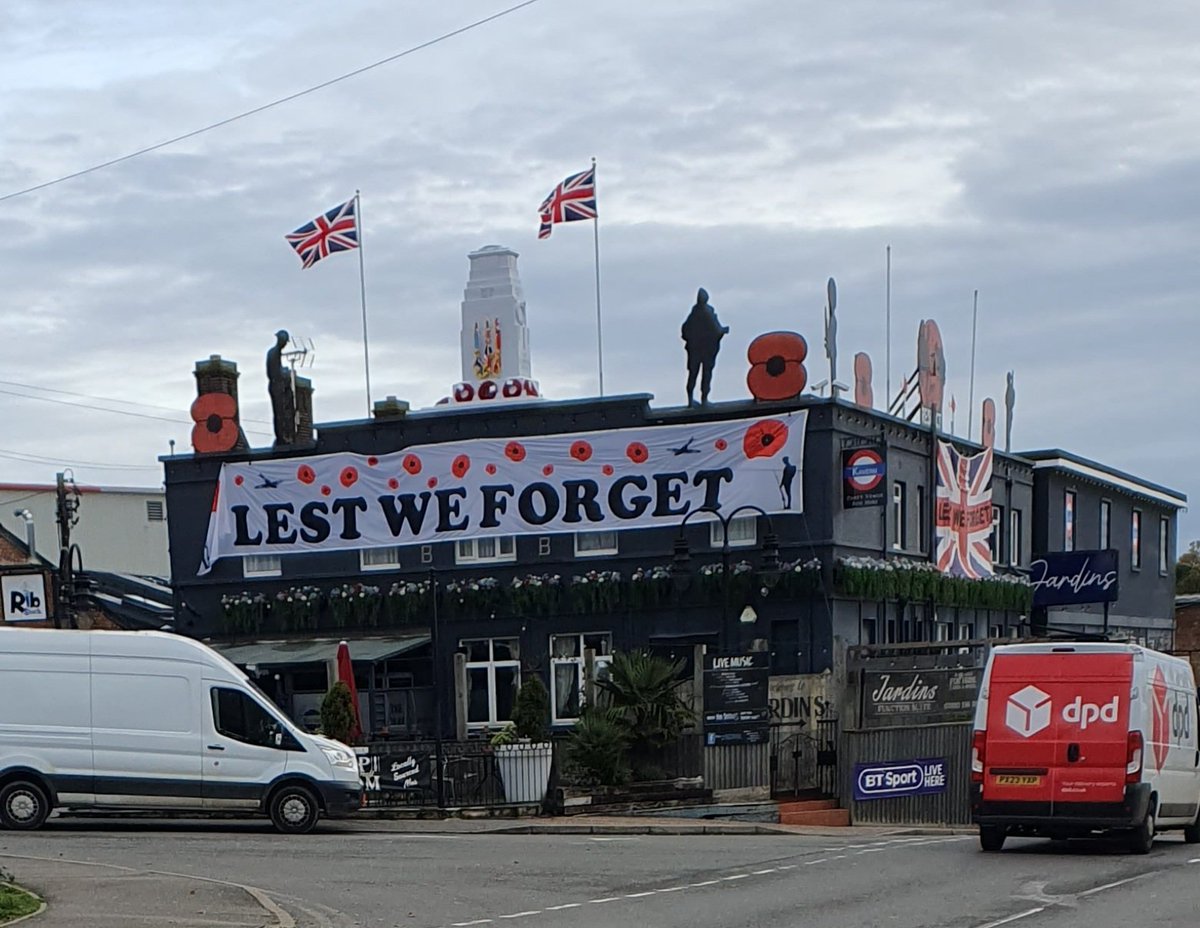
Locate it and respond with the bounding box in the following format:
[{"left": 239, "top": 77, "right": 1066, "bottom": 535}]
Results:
[{"left": 2, "top": 816, "right": 1197, "bottom": 928}]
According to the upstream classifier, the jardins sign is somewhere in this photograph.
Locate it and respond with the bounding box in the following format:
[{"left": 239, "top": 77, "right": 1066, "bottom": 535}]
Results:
[{"left": 199, "top": 412, "right": 807, "bottom": 573}]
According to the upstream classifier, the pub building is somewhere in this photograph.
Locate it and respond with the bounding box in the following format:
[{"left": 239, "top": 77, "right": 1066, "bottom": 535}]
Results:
[{"left": 162, "top": 245, "right": 1184, "bottom": 739}]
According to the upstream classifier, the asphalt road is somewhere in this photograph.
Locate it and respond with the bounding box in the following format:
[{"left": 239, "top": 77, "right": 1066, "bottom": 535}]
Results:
[{"left": 1, "top": 822, "right": 1197, "bottom": 928}]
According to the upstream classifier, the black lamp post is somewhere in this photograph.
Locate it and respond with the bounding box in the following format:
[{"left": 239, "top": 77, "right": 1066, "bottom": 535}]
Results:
[
  {"left": 672, "top": 505, "right": 781, "bottom": 652},
  {"left": 428, "top": 567, "right": 446, "bottom": 808}
]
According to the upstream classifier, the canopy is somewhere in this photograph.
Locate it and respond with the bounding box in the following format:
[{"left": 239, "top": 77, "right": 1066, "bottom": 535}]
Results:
[{"left": 213, "top": 635, "right": 429, "bottom": 668}]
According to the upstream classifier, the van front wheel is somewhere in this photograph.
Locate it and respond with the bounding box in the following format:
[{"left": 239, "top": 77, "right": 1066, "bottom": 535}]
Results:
[
  {"left": 979, "top": 826, "right": 1006, "bottom": 852},
  {"left": 269, "top": 785, "right": 319, "bottom": 835},
  {"left": 1184, "top": 813, "right": 1199, "bottom": 845},
  {"left": 0, "top": 780, "right": 51, "bottom": 830}
]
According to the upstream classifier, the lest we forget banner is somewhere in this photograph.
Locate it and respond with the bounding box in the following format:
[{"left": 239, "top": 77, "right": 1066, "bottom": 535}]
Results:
[{"left": 199, "top": 411, "right": 807, "bottom": 573}]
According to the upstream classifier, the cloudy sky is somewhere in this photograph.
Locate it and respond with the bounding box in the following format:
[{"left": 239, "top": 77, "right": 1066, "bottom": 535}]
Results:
[{"left": 1, "top": 1, "right": 1197, "bottom": 543}]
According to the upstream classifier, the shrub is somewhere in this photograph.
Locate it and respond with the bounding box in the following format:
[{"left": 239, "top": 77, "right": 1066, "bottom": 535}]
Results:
[
  {"left": 600, "top": 650, "right": 694, "bottom": 749},
  {"left": 320, "top": 681, "right": 357, "bottom": 745},
  {"left": 564, "top": 710, "right": 631, "bottom": 787},
  {"left": 510, "top": 675, "right": 550, "bottom": 742}
]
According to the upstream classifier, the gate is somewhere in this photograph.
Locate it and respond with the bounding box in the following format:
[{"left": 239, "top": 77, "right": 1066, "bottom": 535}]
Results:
[{"left": 770, "top": 718, "right": 838, "bottom": 798}]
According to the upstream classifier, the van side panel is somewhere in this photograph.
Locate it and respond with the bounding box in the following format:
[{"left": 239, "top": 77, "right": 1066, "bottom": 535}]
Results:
[
  {"left": 0, "top": 638, "right": 93, "bottom": 800},
  {"left": 984, "top": 652, "right": 1132, "bottom": 807},
  {"left": 1145, "top": 655, "right": 1200, "bottom": 823},
  {"left": 90, "top": 656, "right": 203, "bottom": 807}
]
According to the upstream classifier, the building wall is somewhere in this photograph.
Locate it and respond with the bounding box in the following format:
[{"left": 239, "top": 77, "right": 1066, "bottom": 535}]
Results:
[
  {"left": 1031, "top": 468, "right": 1178, "bottom": 640},
  {"left": 0, "top": 485, "right": 169, "bottom": 577},
  {"left": 1175, "top": 600, "right": 1200, "bottom": 677}
]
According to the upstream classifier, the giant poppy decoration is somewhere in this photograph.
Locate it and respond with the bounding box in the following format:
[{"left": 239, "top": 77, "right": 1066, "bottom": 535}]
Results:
[
  {"left": 747, "top": 332, "right": 808, "bottom": 402},
  {"left": 743, "top": 418, "right": 789, "bottom": 459},
  {"left": 190, "top": 392, "right": 239, "bottom": 453}
]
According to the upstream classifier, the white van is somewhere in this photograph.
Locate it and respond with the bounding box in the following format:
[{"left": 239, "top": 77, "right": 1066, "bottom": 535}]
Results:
[
  {"left": 971, "top": 642, "right": 1200, "bottom": 853},
  {"left": 0, "top": 628, "right": 362, "bottom": 834}
]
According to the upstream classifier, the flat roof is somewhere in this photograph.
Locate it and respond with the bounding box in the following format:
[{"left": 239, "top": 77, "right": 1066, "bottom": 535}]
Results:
[{"left": 1019, "top": 449, "right": 1187, "bottom": 509}]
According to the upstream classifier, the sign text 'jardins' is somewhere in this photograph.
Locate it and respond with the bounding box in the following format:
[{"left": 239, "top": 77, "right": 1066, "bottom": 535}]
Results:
[{"left": 199, "top": 413, "right": 807, "bottom": 573}]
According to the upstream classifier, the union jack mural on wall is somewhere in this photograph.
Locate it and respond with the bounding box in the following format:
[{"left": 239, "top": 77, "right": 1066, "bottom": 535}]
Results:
[{"left": 934, "top": 440, "right": 994, "bottom": 579}]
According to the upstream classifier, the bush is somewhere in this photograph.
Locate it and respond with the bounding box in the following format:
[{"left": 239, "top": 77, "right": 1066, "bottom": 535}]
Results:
[
  {"left": 564, "top": 710, "right": 631, "bottom": 787},
  {"left": 320, "top": 681, "right": 357, "bottom": 745},
  {"left": 600, "top": 650, "right": 694, "bottom": 750},
  {"left": 510, "top": 675, "right": 550, "bottom": 742}
]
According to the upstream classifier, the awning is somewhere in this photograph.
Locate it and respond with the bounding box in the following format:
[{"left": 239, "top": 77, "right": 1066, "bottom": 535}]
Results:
[{"left": 212, "top": 635, "right": 430, "bottom": 668}]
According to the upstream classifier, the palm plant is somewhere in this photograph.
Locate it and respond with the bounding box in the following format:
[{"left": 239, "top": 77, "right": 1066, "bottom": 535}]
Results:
[{"left": 599, "top": 650, "right": 694, "bottom": 750}]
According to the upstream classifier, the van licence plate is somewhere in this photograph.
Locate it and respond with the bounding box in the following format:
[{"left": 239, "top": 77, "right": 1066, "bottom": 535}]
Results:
[{"left": 995, "top": 774, "right": 1041, "bottom": 787}]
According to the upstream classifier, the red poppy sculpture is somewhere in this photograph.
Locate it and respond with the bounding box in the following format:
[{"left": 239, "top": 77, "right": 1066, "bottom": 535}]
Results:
[
  {"left": 746, "top": 332, "right": 808, "bottom": 401},
  {"left": 191, "top": 393, "right": 240, "bottom": 453}
]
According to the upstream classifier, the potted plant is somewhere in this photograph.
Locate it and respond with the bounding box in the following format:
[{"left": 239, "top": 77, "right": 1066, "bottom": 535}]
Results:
[{"left": 492, "top": 675, "right": 554, "bottom": 804}]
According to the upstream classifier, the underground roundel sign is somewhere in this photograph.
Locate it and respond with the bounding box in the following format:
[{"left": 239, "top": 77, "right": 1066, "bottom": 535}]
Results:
[{"left": 842, "top": 446, "right": 886, "bottom": 509}]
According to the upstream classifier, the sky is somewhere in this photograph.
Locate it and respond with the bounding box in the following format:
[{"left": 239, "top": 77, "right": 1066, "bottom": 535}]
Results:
[{"left": 1, "top": 0, "right": 1198, "bottom": 545}]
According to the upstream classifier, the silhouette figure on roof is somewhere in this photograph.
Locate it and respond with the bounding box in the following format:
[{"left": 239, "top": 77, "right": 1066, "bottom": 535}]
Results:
[{"left": 681, "top": 288, "right": 728, "bottom": 406}]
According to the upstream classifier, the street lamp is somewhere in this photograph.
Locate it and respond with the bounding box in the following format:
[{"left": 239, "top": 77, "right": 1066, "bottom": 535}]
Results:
[{"left": 672, "top": 505, "right": 781, "bottom": 651}]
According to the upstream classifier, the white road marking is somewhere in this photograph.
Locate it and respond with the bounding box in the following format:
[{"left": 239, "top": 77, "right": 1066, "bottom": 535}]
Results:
[
  {"left": 452, "top": 921, "right": 494, "bottom": 926},
  {"left": 777, "top": 864, "right": 797, "bottom": 870},
  {"left": 498, "top": 912, "right": 540, "bottom": 919},
  {"left": 804, "top": 859, "right": 828, "bottom": 866},
  {"left": 543, "top": 904, "right": 582, "bottom": 911},
  {"left": 657, "top": 886, "right": 686, "bottom": 893},
  {"left": 588, "top": 897, "right": 621, "bottom": 904},
  {"left": 721, "top": 874, "right": 750, "bottom": 881},
  {"left": 688, "top": 880, "right": 720, "bottom": 887},
  {"left": 625, "top": 892, "right": 658, "bottom": 898},
  {"left": 751, "top": 868, "right": 778, "bottom": 875},
  {"left": 1189, "top": 858, "right": 1200, "bottom": 865},
  {"left": 1078, "top": 873, "right": 1153, "bottom": 897},
  {"left": 975, "top": 906, "right": 1046, "bottom": 928}
]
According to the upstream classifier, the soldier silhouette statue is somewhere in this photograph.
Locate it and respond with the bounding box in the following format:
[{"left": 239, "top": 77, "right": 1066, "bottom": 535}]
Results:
[
  {"left": 681, "top": 288, "right": 728, "bottom": 406},
  {"left": 267, "top": 329, "right": 296, "bottom": 447}
]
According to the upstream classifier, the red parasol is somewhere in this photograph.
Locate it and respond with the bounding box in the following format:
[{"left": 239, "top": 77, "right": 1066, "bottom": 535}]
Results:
[{"left": 335, "top": 640, "right": 363, "bottom": 744}]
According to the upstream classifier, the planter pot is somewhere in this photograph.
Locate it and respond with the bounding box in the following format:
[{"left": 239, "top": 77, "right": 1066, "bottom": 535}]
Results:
[{"left": 494, "top": 742, "right": 553, "bottom": 804}]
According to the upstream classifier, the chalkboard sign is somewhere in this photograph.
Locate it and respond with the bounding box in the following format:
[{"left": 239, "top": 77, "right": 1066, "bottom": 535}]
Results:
[{"left": 703, "top": 653, "right": 770, "bottom": 744}]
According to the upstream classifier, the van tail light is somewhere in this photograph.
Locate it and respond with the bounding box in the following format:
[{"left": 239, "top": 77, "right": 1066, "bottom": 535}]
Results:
[
  {"left": 1126, "top": 730, "right": 1143, "bottom": 784},
  {"left": 971, "top": 730, "right": 986, "bottom": 784}
]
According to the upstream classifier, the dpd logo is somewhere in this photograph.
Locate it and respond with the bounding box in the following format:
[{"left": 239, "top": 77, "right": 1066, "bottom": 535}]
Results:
[
  {"left": 1062, "top": 695, "right": 1119, "bottom": 730},
  {"left": 1005, "top": 685, "right": 1052, "bottom": 738}
]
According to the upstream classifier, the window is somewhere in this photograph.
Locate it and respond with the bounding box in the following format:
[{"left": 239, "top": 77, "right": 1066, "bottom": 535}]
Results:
[
  {"left": 360, "top": 546, "right": 400, "bottom": 571},
  {"left": 990, "top": 505, "right": 1004, "bottom": 563},
  {"left": 243, "top": 554, "right": 281, "bottom": 578},
  {"left": 456, "top": 536, "right": 516, "bottom": 564},
  {"left": 575, "top": 531, "right": 618, "bottom": 557},
  {"left": 210, "top": 687, "right": 290, "bottom": 749},
  {"left": 711, "top": 515, "right": 757, "bottom": 548},
  {"left": 959, "top": 623, "right": 973, "bottom": 641},
  {"left": 1159, "top": 516, "right": 1169, "bottom": 576},
  {"left": 462, "top": 638, "right": 521, "bottom": 727},
  {"left": 1063, "top": 490, "right": 1076, "bottom": 552},
  {"left": 861, "top": 618, "right": 878, "bottom": 645},
  {"left": 892, "top": 482, "right": 907, "bottom": 550},
  {"left": 885, "top": 617, "right": 898, "bottom": 644},
  {"left": 1009, "top": 509, "right": 1022, "bottom": 566},
  {"left": 146, "top": 500, "right": 165, "bottom": 522},
  {"left": 917, "top": 486, "right": 928, "bottom": 553},
  {"left": 549, "top": 633, "right": 612, "bottom": 723},
  {"left": 935, "top": 622, "right": 952, "bottom": 642},
  {"left": 1099, "top": 499, "right": 1112, "bottom": 550},
  {"left": 1131, "top": 510, "right": 1142, "bottom": 570},
  {"left": 988, "top": 624, "right": 1003, "bottom": 640}
]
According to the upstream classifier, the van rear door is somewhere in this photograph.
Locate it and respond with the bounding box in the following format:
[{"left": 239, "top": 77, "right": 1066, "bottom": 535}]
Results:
[{"left": 985, "top": 651, "right": 1132, "bottom": 809}]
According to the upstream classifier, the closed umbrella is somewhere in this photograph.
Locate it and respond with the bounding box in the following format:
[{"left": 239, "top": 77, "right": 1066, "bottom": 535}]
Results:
[{"left": 335, "top": 640, "right": 363, "bottom": 744}]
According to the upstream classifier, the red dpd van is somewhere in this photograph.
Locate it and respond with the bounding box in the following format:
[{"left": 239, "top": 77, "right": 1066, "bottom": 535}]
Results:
[{"left": 971, "top": 643, "right": 1199, "bottom": 853}]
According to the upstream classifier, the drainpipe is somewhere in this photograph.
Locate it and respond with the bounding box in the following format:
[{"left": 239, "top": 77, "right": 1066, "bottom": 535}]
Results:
[{"left": 13, "top": 509, "right": 36, "bottom": 563}]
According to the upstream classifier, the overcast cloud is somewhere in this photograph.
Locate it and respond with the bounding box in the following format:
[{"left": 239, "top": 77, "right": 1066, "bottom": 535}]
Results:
[{"left": 1, "top": 0, "right": 1198, "bottom": 544}]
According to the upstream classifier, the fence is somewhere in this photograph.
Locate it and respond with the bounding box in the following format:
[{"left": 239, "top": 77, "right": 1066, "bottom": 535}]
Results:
[
  {"left": 839, "top": 723, "right": 972, "bottom": 826},
  {"left": 357, "top": 740, "right": 515, "bottom": 809}
]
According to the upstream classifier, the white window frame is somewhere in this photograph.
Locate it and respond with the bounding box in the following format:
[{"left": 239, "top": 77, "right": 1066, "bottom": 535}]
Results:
[
  {"left": 461, "top": 637, "right": 521, "bottom": 729},
  {"left": 1158, "top": 515, "right": 1169, "bottom": 576},
  {"left": 861, "top": 618, "right": 878, "bottom": 645},
  {"left": 574, "top": 530, "right": 619, "bottom": 557},
  {"left": 549, "top": 633, "right": 613, "bottom": 725},
  {"left": 1064, "top": 490, "right": 1076, "bottom": 552},
  {"left": 958, "top": 623, "right": 972, "bottom": 641},
  {"left": 242, "top": 554, "right": 281, "bottom": 578},
  {"left": 1131, "top": 509, "right": 1142, "bottom": 570},
  {"left": 1009, "top": 508, "right": 1022, "bottom": 566},
  {"left": 892, "top": 482, "right": 907, "bottom": 551},
  {"left": 1099, "top": 499, "right": 1112, "bottom": 550},
  {"left": 711, "top": 515, "right": 757, "bottom": 549},
  {"left": 360, "top": 546, "right": 401, "bottom": 571},
  {"left": 455, "top": 536, "right": 516, "bottom": 565}
]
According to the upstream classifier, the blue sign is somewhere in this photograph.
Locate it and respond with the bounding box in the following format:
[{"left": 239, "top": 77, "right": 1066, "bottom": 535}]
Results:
[
  {"left": 1029, "top": 549, "right": 1119, "bottom": 608},
  {"left": 853, "top": 758, "right": 948, "bottom": 801}
]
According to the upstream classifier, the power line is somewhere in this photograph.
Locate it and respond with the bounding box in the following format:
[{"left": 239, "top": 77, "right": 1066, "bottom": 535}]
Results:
[
  {"left": 0, "top": 0, "right": 545, "bottom": 204},
  {"left": 0, "top": 387, "right": 273, "bottom": 436},
  {"left": 0, "top": 377, "right": 272, "bottom": 427},
  {"left": 0, "top": 447, "right": 159, "bottom": 471}
]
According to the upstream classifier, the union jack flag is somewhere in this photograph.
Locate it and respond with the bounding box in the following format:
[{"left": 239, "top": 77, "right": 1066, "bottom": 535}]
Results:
[
  {"left": 537, "top": 167, "right": 596, "bottom": 239},
  {"left": 934, "top": 440, "right": 994, "bottom": 579},
  {"left": 285, "top": 198, "right": 358, "bottom": 268}
]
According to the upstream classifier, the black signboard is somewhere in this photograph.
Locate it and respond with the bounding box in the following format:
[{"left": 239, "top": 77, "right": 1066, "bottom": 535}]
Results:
[
  {"left": 1030, "top": 549, "right": 1119, "bottom": 608},
  {"left": 861, "top": 667, "right": 981, "bottom": 727},
  {"left": 842, "top": 445, "right": 887, "bottom": 509},
  {"left": 703, "top": 653, "right": 770, "bottom": 745}
]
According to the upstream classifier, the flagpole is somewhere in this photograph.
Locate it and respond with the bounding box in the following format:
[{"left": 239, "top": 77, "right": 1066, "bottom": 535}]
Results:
[
  {"left": 591, "top": 157, "right": 605, "bottom": 397},
  {"left": 885, "top": 245, "right": 891, "bottom": 408},
  {"left": 355, "top": 190, "right": 372, "bottom": 415},
  {"left": 967, "top": 288, "right": 978, "bottom": 441}
]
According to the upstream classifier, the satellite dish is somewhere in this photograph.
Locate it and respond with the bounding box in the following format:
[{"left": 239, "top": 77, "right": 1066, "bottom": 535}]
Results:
[{"left": 827, "top": 277, "right": 837, "bottom": 312}]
